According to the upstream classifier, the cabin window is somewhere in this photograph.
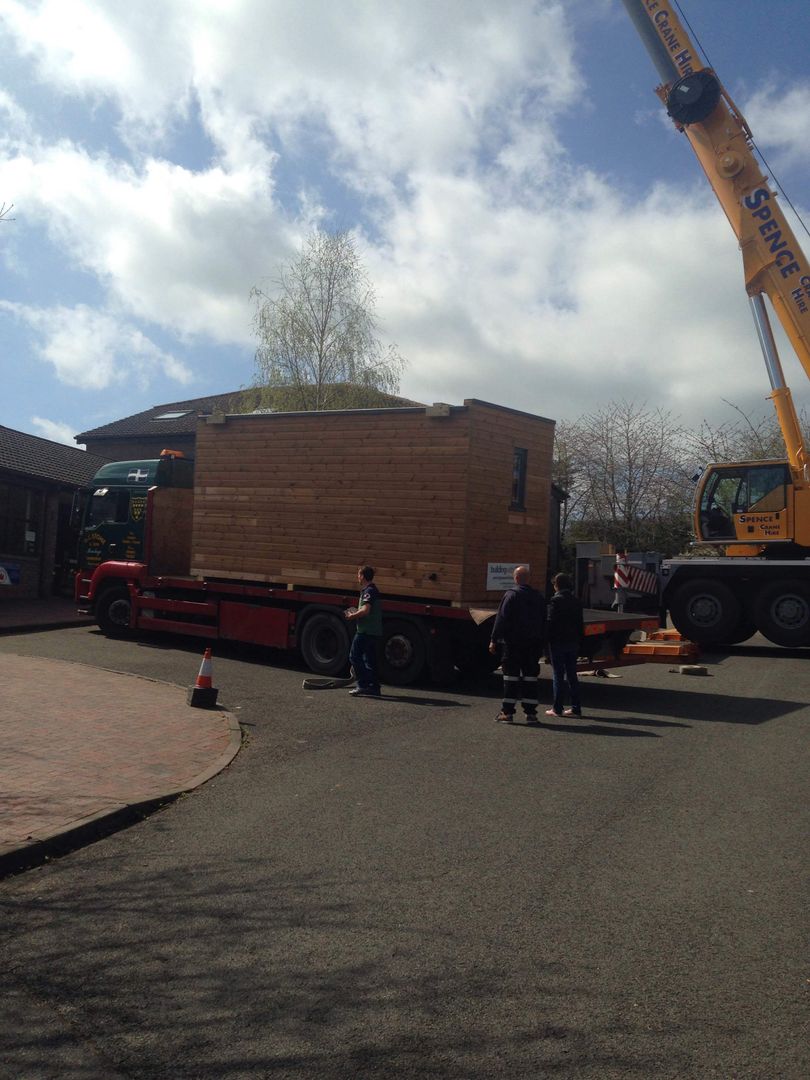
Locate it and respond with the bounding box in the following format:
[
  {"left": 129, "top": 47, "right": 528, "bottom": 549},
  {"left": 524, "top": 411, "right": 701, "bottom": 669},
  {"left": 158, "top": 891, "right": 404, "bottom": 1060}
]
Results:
[
  {"left": 0, "top": 482, "right": 43, "bottom": 556},
  {"left": 511, "top": 448, "right": 528, "bottom": 510}
]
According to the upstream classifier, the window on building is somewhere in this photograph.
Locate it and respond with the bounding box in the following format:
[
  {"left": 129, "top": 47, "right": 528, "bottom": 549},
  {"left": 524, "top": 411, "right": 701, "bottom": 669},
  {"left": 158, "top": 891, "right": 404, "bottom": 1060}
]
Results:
[
  {"left": 0, "top": 481, "right": 44, "bottom": 556},
  {"left": 511, "top": 448, "right": 528, "bottom": 510}
]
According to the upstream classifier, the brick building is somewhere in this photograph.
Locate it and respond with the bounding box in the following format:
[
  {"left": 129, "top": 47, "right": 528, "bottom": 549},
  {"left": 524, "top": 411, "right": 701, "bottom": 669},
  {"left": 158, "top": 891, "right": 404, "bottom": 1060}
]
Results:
[{"left": 0, "top": 426, "right": 107, "bottom": 599}]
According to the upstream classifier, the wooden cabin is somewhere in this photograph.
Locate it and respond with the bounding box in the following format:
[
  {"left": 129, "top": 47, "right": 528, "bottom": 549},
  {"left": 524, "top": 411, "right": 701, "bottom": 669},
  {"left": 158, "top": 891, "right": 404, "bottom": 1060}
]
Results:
[{"left": 189, "top": 399, "right": 555, "bottom": 606}]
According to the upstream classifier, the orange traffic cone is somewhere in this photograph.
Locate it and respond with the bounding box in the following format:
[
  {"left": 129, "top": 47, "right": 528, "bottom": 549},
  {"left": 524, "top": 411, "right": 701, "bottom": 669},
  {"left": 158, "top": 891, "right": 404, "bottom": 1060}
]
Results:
[{"left": 187, "top": 647, "right": 219, "bottom": 707}]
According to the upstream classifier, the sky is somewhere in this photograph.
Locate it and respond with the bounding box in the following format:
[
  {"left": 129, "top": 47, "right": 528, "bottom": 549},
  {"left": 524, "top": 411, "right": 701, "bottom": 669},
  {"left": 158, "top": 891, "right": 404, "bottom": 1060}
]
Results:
[{"left": 1, "top": 0, "right": 809, "bottom": 449}]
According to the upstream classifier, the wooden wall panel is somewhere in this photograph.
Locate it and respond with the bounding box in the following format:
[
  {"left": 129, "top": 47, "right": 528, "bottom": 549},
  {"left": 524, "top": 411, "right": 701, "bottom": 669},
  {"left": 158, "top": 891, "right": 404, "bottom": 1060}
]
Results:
[
  {"left": 150, "top": 488, "right": 193, "bottom": 575},
  {"left": 190, "top": 410, "right": 472, "bottom": 600},
  {"left": 461, "top": 400, "right": 555, "bottom": 604},
  {"left": 189, "top": 403, "right": 555, "bottom": 605}
]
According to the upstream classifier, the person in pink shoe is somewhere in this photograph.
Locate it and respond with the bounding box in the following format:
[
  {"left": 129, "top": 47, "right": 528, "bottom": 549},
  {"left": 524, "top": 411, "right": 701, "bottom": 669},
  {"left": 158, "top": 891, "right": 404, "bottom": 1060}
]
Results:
[{"left": 544, "top": 572, "right": 584, "bottom": 718}]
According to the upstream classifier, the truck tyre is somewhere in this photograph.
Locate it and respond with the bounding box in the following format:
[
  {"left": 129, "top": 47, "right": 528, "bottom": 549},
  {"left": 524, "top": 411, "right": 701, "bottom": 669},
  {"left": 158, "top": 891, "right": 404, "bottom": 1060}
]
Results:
[
  {"left": 668, "top": 578, "right": 742, "bottom": 645},
  {"left": 380, "top": 619, "right": 426, "bottom": 686},
  {"left": 96, "top": 586, "right": 132, "bottom": 636},
  {"left": 298, "top": 611, "right": 351, "bottom": 676},
  {"left": 753, "top": 579, "right": 810, "bottom": 647}
]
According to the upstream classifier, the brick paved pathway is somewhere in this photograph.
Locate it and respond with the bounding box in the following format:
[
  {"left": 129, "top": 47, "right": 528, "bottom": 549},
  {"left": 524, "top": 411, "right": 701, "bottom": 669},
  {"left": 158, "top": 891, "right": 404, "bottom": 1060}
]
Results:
[{"left": 0, "top": 654, "right": 240, "bottom": 870}]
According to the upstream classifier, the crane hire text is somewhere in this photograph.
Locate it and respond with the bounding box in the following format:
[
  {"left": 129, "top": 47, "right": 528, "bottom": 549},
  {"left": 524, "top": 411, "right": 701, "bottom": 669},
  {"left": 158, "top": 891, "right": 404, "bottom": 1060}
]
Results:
[{"left": 643, "top": 2, "right": 695, "bottom": 76}]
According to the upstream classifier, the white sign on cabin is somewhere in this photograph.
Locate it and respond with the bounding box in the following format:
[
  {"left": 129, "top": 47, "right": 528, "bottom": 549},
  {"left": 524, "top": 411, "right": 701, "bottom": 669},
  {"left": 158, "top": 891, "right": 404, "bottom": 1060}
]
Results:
[{"left": 486, "top": 562, "right": 529, "bottom": 591}]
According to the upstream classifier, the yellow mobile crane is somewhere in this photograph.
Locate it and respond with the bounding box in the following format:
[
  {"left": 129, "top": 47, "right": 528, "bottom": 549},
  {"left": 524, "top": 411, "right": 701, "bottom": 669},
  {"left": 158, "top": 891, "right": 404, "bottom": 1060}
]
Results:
[{"left": 622, "top": 0, "right": 810, "bottom": 647}]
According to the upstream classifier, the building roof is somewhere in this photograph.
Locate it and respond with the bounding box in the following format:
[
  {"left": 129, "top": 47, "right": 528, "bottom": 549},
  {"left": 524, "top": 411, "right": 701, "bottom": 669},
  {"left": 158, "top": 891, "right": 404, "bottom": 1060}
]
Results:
[
  {"left": 75, "top": 389, "right": 257, "bottom": 442},
  {"left": 76, "top": 386, "right": 424, "bottom": 443},
  {"left": 0, "top": 425, "right": 109, "bottom": 488}
]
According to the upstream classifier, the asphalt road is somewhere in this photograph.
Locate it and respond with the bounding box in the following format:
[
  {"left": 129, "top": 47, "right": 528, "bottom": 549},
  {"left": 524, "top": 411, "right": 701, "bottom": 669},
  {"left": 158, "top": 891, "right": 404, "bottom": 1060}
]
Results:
[{"left": 0, "top": 626, "right": 807, "bottom": 1080}]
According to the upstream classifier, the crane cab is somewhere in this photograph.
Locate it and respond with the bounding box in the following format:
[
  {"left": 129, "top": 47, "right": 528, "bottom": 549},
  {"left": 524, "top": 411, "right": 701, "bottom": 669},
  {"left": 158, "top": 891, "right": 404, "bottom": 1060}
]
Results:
[{"left": 695, "top": 461, "right": 794, "bottom": 549}]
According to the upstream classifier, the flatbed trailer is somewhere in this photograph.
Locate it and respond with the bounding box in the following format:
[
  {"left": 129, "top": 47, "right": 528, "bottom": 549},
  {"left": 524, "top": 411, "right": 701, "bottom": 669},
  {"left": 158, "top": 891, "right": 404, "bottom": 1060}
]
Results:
[{"left": 77, "top": 559, "right": 691, "bottom": 685}]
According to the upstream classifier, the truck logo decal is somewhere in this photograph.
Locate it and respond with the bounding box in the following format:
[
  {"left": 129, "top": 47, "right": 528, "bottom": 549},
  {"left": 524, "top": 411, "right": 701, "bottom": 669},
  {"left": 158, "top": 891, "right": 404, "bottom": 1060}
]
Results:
[
  {"left": 130, "top": 497, "right": 147, "bottom": 522},
  {"left": 127, "top": 468, "right": 149, "bottom": 482}
]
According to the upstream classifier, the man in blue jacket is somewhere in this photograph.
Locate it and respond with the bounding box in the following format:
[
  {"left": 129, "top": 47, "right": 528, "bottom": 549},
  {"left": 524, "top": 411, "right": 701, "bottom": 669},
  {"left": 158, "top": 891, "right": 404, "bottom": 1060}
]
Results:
[{"left": 489, "top": 565, "right": 546, "bottom": 724}]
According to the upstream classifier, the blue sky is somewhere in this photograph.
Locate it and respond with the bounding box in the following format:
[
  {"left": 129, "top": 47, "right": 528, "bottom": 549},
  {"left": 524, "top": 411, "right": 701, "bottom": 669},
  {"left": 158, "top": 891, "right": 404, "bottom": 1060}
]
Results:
[{"left": 1, "top": 0, "right": 809, "bottom": 447}]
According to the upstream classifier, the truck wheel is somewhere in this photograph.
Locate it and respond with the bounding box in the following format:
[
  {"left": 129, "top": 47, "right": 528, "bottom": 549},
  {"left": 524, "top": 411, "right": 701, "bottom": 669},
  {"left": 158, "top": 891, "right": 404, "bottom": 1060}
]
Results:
[
  {"left": 299, "top": 611, "right": 351, "bottom": 676},
  {"left": 96, "top": 586, "right": 132, "bottom": 636},
  {"left": 380, "top": 619, "right": 426, "bottom": 686},
  {"left": 668, "top": 578, "right": 741, "bottom": 645},
  {"left": 753, "top": 579, "right": 810, "bottom": 647}
]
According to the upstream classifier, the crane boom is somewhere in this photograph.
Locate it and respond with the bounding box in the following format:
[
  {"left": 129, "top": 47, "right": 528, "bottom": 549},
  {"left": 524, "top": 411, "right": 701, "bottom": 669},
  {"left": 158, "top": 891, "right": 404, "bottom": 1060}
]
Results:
[{"left": 621, "top": 0, "right": 810, "bottom": 478}]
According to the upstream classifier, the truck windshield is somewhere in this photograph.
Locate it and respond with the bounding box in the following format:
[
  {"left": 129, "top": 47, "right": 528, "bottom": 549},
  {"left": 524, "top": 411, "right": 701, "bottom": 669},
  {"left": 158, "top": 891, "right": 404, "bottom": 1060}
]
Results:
[{"left": 86, "top": 488, "right": 131, "bottom": 526}]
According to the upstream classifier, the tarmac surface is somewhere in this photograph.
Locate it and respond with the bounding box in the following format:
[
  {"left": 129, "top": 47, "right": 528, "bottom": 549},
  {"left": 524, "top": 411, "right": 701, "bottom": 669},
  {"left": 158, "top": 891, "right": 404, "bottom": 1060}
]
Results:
[
  {"left": 1, "top": 601, "right": 807, "bottom": 1078},
  {"left": 0, "top": 597, "right": 241, "bottom": 875}
]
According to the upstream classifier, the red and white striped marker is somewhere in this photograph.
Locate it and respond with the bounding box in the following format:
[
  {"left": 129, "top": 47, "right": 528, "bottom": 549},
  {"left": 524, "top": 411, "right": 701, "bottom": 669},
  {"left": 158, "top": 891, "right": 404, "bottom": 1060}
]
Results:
[{"left": 614, "top": 554, "right": 630, "bottom": 591}]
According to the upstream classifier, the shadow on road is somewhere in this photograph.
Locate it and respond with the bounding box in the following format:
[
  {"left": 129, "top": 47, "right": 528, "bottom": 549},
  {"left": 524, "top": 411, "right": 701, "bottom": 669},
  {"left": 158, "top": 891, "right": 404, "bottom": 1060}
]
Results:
[
  {"left": 702, "top": 641, "right": 809, "bottom": 661},
  {"left": 505, "top": 718, "right": 660, "bottom": 738},
  {"left": 0, "top": 858, "right": 695, "bottom": 1079},
  {"left": 591, "top": 683, "right": 804, "bottom": 726},
  {"left": 380, "top": 693, "right": 468, "bottom": 708}
]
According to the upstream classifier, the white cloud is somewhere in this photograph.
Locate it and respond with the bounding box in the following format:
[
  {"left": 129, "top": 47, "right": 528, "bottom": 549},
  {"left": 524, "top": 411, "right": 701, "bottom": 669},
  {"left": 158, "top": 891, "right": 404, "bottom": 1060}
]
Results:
[
  {"left": 0, "top": 87, "right": 29, "bottom": 137},
  {"left": 745, "top": 82, "right": 810, "bottom": 170},
  {"left": 0, "top": 145, "right": 288, "bottom": 343},
  {"left": 30, "top": 416, "right": 79, "bottom": 445},
  {"left": 0, "top": 1, "right": 580, "bottom": 355},
  {"left": 0, "top": 302, "right": 192, "bottom": 389},
  {"left": 1, "top": 0, "right": 577, "bottom": 172},
  {"left": 368, "top": 170, "right": 799, "bottom": 426}
]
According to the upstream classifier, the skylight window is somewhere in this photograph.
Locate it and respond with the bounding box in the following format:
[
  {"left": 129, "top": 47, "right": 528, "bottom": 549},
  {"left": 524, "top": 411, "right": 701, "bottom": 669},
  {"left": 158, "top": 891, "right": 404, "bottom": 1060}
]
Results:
[{"left": 153, "top": 411, "right": 192, "bottom": 420}]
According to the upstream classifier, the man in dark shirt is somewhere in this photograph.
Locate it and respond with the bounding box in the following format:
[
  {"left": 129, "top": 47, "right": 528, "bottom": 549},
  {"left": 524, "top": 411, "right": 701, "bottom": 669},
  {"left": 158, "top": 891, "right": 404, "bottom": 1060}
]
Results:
[
  {"left": 489, "top": 565, "right": 546, "bottom": 724},
  {"left": 345, "top": 565, "right": 382, "bottom": 697}
]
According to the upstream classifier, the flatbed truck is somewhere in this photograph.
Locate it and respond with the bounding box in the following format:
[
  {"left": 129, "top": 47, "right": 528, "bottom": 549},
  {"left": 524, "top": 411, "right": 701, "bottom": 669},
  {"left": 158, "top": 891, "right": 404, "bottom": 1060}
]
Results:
[{"left": 74, "top": 404, "right": 686, "bottom": 683}]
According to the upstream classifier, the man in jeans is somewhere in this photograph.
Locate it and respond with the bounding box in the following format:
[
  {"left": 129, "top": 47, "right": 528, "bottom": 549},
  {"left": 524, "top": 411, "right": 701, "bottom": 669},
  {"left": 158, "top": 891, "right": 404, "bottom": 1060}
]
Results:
[
  {"left": 545, "top": 572, "right": 585, "bottom": 718},
  {"left": 489, "top": 565, "right": 546, "bottom": 724},
  {"left": 345, "top": 565, "right": 382, "bottom": 697}
]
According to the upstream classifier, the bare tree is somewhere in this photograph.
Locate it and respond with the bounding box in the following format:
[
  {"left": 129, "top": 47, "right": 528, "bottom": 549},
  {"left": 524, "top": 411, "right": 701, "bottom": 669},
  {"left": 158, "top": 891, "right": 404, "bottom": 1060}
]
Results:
[
  {"left": 552, "top": 420, "right": 590, "bottom": 541},
  {"left": 555, "top": 400, "right": 694, "bottom": 555},
  {"left": 690, "top": 398, "right": 809, "bottom": 465},
  {"left": 0, "top": 202, "right": 14, "bottom": 222},
  {"left": 251, "top": 229, "right": 406, "bottom": 411}
]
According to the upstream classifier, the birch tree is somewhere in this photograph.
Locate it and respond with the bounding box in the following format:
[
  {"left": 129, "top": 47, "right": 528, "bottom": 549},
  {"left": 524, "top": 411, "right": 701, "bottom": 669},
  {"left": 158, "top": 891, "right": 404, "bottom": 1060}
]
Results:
[{"left": 251, "top": 229, "right": 405, "bottom": 411}]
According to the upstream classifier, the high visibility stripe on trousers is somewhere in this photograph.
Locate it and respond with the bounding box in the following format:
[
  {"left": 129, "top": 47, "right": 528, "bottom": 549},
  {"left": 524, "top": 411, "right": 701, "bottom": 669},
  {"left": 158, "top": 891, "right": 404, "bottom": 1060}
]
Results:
[{"left": 502, "top": 674, "right": 539, "bottom": 706}]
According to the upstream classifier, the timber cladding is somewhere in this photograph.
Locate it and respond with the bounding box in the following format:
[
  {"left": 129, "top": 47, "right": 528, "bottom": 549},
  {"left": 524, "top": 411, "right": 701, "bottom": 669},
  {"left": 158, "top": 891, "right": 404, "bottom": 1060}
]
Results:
[{"left": 190, "top": 400, "right": 554, "bottom": 605}]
